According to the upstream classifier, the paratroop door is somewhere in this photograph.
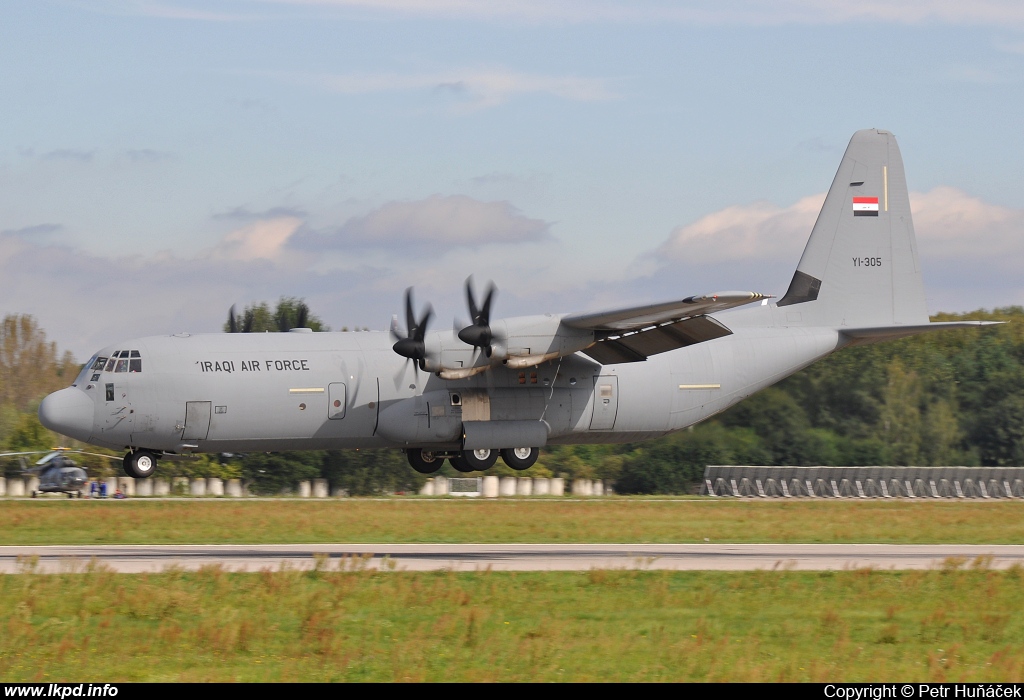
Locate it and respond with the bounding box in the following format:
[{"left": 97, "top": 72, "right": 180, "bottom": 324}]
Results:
[{"left": 589, "top": 376, "right": 619, "bottom": 430}]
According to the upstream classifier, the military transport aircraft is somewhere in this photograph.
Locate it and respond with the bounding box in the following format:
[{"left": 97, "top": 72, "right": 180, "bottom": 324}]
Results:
[{"left": 37, "top": 129, "right": 996, "bottom": 478}]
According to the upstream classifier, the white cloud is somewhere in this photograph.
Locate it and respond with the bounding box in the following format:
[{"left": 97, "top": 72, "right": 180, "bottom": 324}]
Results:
[
  {"left": 647, "top": 186, "right": 1024, "bottom": 312},
  {"left": 212, "top": 215, "right": 304, "bottom": 261},
  {"left": 294, "top": 195, "right": 550, "bottom": 251},
  {"left": 283, "top": 69, "right": 616, "bottom": 109},
  {"left": 912, "top": 186, "right": 1024, "bottom": 259},
  {"left": 657, "top": 194, "right": 823, "bottom": 264},
  {"left": 142, "top": 0, "right": 1024, "bottom": 26},
  {"left": 5, "top": 184, "right": 1022, "bottom": 361}
]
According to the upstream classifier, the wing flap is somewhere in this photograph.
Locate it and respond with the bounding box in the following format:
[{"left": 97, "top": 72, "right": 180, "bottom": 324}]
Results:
[
  {"left": 562, "top": 291, "right": 771, "bottom": 332},
  {"left": 581, "top": 315, "right": 733, "bottom": 364}
]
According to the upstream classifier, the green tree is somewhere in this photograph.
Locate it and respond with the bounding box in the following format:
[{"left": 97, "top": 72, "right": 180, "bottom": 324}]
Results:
[
  {"left": 0, "top": 314, "right": 79, "bottom": 411},
  {"left": 877, "top": 358, "right": 923, "bottom": 465},
  {"left": 241, "top": 452, "right": 322, "bottom": 495},
  {"left": 320, "top": 450, "right": 425, "bottom": 496},
  {"left": 224, "top": 297, "right": 328, "bottom": 333}
]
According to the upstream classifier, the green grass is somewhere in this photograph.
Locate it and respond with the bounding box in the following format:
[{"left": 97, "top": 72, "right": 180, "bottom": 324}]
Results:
[
  {"left": 2, "top": 562, "right": 1024, "bottom": 682},
  {"left": 2, "top": 499, "right": 1024, "bottom": 545}
]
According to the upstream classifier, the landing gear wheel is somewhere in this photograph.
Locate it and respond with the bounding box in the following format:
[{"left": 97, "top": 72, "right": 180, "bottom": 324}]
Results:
[
  {"left": 123, "top": 450, "right": 158, "bottom": 479},
  {"left": 406, "top": 449, "right": 443, "bottom": 474},
  {"left": 451, "top": 448, "right": 497, "bottom": 473},
  {"left": 501, "top": 447, "right": 539, "bottom": 471}
]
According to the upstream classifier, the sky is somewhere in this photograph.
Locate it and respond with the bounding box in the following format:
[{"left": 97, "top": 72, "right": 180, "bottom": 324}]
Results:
[{"left": 2, "top": 0, "right": 1024, "bottom": 359}]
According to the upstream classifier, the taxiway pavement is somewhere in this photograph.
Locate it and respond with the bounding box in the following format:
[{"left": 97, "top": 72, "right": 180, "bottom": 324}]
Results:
[{"left": 1, "top": 543, "right": 1022, "bottom": 573}]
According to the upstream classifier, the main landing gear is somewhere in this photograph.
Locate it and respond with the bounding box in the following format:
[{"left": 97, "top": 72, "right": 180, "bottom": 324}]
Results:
[
  {"left": 405, "top": 446, "right": 540, "bottom": 474},
  {"left": 123, "top": 450, "right": 159, "bottom": 479}
]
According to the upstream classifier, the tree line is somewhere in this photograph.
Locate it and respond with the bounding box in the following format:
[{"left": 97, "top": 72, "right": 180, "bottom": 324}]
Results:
[{"left": 2, "top": 302, "right": 1021, "bottom": 494}]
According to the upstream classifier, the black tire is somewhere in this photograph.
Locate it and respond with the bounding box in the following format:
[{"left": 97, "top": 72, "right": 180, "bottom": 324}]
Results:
[
  {"left": 124, "top": 450, "right": 158, "bottom": 479},
  {"left": 406, "top": 448, "right": 443, "bottom": 474},
  {"left": 452, "top": 449, "right": 497, "bottom": 473},
  {"left": 501, "top": 446, "right": 539, "bottom": 471}
]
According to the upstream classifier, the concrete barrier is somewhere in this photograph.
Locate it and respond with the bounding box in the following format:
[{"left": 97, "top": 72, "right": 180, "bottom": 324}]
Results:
[
  {"left": 153, "top": 478, "right": 170, "bottom": 496},
  {"left": 516, "top": 477, "right": 533, "bottom": 496},
  {"left": 313, "top": 479, "right": 329, "bottom": 498},
  {"left": 27, "top": 476, "right": 40, "bottom": 495},
  {"left": 189, "top": 478, "right": 206, "bottom": 497},
  {"left": 297, "top": 480, "right": 312, "bottom": 498},
  {"left": 8, "top": 478, "right": 25, "bottom": 497},
  {"left": 104, "top": 477, "right": 118, "bottom": 497},
  {"left": 331, "top": 487, "right": 349, "bottom": 497},
  {"left": 434, "top": 475, "right": 449, "bottom": 496},
  {"left": 593, "top": 480, "right": 604, "bottom": 496},
  {"left": 0, "top": 477, "right": 6, "bottom": 497},
  {"left": 172, "top": 477, "right": 189, "bottom": 496},
  {"left": 533, "top": 477, "right": 550, "bottom": 495},
  {"left": 135, "top": 479, "right": 153, "bottom": 497},
  {"left": 419, "top": 479, "right": 435, "bottom": 496},
  {"left": 571, "top": 479, "right": 593, "bottom": 496},
  {"left": 499, "top": 476, "right": 517, "bottom": 497},
  {"left": 205, "top": 478, "right": 223, "bottom": 496},
  {"left": 117, "top": 477, "right": 135, "bottom": 497},
  {"left": 551, "top": 477, "right": 565, "bottom": 496},
  {"left": 226, "top": 479, "right": 243, "bottom": 497},
  {"left": 483, "top": 475, "right": 499, "bottom": 498}
]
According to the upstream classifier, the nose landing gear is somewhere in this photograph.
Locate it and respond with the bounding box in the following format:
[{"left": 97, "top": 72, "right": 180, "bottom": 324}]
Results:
[{"left": 123, "top": 450, "right": 158, "bottom": 479}]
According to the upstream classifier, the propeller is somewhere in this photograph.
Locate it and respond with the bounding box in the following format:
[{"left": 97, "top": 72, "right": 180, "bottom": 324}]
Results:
[
  {"left": 458, "top": 276, "right": 497, "bottom": 357},
  {"left": 391, "top": 288, "right": 433, "bottom": 371},
  {"left": 228, "top": 305, "right": 238, "bottom": 333}
]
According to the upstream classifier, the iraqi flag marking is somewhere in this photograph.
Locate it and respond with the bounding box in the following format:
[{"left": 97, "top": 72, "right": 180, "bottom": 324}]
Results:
[{"left": 853, "top": 196, "right": 879, "bottom": 217}]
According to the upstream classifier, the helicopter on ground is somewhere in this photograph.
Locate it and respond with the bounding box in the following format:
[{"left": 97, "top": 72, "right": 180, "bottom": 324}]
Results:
[{"left": 0, "top": 448, "right": 117, "bottom": 497}]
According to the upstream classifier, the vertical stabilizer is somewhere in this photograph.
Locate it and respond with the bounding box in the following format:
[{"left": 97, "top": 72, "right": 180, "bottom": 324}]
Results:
[{"left": 777, "top": 129, "right": 928, "bottom": 327}]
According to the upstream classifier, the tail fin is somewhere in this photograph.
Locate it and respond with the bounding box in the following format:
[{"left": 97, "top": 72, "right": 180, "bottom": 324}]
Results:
[{"left": 777, "top": 129, "right": 928, "bottom": 327}]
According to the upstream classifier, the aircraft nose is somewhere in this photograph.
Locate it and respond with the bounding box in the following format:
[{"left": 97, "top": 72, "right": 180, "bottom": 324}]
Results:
[{"left": 38, "top": 388, "right": 94, "bottom": 442}]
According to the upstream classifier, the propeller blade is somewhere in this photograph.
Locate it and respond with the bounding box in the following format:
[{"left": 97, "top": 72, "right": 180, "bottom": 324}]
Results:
[
  {"left": 392, "top": 288, "right": 433, "bottom": 368},
  {"left": 229, "top": 305, "right": 238, "bottom": 333},
  {"left": 458, "top": 277, "right": 497, "bottom": 352},
  {"left": 405, "top": 288, "right": 416, "bottom": 336},
  {"left": 296, "top": 302, "right": 309, "bottom": 329}
]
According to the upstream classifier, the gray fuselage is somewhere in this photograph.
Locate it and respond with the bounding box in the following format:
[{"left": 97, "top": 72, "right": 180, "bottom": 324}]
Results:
[{"left": 50, "top": 303, "right": 840, "bottom": 456}]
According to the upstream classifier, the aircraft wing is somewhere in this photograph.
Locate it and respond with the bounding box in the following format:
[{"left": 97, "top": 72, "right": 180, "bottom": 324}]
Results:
[{"left": 562, "top": 291, "right": 771, "bottom": 364}]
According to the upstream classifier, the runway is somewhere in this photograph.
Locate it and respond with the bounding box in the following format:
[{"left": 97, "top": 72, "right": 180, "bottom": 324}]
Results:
[{"left": 2, "top": 543, "right": 1023, "bottom": 573}]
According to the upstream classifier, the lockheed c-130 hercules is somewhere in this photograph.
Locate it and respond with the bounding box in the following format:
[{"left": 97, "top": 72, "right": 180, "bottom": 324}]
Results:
[{"left": 37, "top": 130, "right": 996, "bottom": 479}]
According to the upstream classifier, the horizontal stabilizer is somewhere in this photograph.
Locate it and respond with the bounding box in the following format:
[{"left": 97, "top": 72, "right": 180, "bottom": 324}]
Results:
[
  {"left": 581, "top": 315, "right": 732, "bottom": 364},
  {"left": 840, "top": 321, "right": 1002, "bottom": 344},
  {"left": 562, "top": 291, "right": 771, "bottom": 332}
]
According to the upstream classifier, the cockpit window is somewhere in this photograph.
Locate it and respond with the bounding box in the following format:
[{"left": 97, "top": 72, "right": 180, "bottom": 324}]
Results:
[
  {"left": 91, "top": 356, "right": 108, "bottom": 370},
  {"left": 107, "top": 350, "right": 142, "bottom": 373}
]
